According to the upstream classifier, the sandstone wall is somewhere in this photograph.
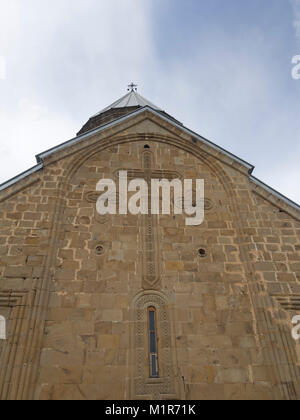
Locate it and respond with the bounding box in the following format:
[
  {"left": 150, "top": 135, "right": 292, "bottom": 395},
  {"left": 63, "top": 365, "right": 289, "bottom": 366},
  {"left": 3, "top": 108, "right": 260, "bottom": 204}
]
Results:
[{"left": 0, "top": 114, "right": 299, "bottom": 400}]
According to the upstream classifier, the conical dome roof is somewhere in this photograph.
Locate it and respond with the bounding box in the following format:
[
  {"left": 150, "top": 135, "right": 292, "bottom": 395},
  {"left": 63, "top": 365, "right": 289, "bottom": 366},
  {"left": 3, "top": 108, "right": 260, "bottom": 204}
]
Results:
[
  {"left": 92, "top": 90, "right": 163, "bottom": 117},
  {"left": 77, "top": 87, "right": 180, "bottom": 136}
]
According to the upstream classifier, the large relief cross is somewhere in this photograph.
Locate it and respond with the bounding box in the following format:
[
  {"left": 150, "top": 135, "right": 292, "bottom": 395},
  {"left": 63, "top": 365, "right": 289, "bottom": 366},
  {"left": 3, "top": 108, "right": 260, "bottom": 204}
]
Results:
[{"left": 117, "top": 150, "right": 181, "bottom": 290}]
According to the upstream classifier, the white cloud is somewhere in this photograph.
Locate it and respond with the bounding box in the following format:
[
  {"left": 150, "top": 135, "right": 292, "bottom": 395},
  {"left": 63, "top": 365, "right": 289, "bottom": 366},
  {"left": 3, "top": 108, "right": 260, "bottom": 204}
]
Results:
[
  {"left": 0, "top": 56, "right": 6, "bottom": 79},
  {"left": 144, "top": 23, "right": 300, "bottom": 204},
  {"left": 0, "top": 98, "right": 76, "bottom": 183},
  {"left": 0, "top": 0, "right": 19, "bottom": 80},
  {"left": 291, "top": 0, "right": 300, "bottom": 43},
  {"left": 0, "top": 0, "right": 154, "bottom": 183},
  {"left": 0, "top": 0, "right": 19, "bottom": 49},
  {"left": 0, "top": 0, "right": 299, "bottom": 207}
]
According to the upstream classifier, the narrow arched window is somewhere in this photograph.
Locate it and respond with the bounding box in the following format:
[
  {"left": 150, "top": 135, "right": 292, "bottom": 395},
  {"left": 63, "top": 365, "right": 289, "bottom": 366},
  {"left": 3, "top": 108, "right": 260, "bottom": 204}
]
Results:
[
  {"left": 0, "top": 316, "right": 6, "bottom": 340},
  {"left": 148, "top": 307, "right": 159, "bottom": 378}
]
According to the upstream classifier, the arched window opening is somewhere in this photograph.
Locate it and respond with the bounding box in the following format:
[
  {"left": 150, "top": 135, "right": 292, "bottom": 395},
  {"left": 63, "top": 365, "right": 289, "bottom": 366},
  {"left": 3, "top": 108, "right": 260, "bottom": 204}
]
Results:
[
  {"left": 148, "top": 307, "right": 159, "bottom": 378},
  {"left": 0, "top": 316, "right": 6, "bottom": 340}
]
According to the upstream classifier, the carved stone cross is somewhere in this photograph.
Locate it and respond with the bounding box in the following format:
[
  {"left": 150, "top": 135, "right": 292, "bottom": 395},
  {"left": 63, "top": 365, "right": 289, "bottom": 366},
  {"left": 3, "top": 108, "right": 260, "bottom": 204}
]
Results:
[{"left": 119, "top": 150, "right": 181, "bottom": 290}]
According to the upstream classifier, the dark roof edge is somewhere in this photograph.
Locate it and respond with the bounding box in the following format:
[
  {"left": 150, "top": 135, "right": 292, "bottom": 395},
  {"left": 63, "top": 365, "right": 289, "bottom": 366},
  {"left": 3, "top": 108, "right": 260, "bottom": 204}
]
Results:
[
  {"left": 0, "top": 163, "right": 43, "bottom": 191},
  {"left": 36, "top": 107, "right": 149, "bottom": 163},
  {"left": 250, "top": 175, "right": 300, "bottom": 212},
  {"left": 36, "top": 106, "right": 254, "bottom": 171}
]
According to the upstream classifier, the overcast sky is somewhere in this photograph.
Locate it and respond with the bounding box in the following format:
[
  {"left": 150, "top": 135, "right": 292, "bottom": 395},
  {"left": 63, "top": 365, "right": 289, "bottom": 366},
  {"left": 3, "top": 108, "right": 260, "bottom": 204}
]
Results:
[{"left": 0, "top": 0, "right": 299, "bottom": 203}]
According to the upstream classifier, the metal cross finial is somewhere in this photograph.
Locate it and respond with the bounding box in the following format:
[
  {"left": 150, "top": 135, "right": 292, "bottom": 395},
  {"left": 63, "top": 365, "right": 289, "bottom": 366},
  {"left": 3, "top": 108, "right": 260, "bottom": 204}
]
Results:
[{"left": 127, "top": 82, "right": 138, "bottom": 92}]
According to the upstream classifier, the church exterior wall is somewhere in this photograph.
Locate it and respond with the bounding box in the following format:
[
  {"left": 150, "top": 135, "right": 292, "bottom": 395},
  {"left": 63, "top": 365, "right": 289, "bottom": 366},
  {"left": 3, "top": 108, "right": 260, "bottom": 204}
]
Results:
[{"left": 0, "top": 116, "right": 299, "bottom": 400}]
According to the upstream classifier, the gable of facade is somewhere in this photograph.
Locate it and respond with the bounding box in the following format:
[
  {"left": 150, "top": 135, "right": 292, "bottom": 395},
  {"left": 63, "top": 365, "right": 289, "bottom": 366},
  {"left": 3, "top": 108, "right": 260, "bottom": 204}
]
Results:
[{"left": 0, "top": 96, "right": 299, "bottom": 400}]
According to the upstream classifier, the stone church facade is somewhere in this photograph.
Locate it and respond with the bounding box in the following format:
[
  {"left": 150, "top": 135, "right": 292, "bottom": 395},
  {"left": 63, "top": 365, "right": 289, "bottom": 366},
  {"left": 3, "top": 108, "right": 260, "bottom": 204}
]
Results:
[{"left": 0, "top": 90, "right": 299, "bottom": 400}]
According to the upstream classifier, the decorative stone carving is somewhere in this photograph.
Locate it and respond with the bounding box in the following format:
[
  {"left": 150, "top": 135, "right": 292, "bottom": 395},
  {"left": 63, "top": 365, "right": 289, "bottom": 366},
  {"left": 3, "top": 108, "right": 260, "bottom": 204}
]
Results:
[
  {"left": 0, "top": 290, "right": 31, "bottom": 399},
  {"left": 84, "top": 191, "right": 99, "bottom": 203},
  {"left": 132, "top": 292, "right": 177, "bottom": 399},
  {"left": 115, "top": 151, "right": 181, "bottom": 290}
]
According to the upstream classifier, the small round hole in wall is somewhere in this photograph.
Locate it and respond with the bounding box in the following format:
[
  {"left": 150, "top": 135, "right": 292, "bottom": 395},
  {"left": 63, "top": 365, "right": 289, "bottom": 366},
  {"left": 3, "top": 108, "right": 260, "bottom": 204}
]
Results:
[
  {"left": 96, "top": 245, "right": 104, "bottom": 256},
  {"left": 198, "top": 248, "right": 206, "bottom": 258},
  {"left": 144, "top": 145, "right": 150, "bottom": 149}
]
